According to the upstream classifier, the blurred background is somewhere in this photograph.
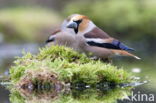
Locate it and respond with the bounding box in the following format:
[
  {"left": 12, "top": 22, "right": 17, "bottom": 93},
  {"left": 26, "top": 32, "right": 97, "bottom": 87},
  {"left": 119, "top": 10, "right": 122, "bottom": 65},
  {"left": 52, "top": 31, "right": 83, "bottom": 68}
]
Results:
[{"left": 0, "top": 0, "right": 156, "bottom": 103}]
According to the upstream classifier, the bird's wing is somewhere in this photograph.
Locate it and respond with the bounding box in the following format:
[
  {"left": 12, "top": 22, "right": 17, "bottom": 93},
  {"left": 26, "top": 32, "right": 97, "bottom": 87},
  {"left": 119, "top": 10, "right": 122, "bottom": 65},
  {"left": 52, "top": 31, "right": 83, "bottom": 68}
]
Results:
[
  {"left": 51, "top": 29, "right": 61, "bottom": 35},
  {"left": 84, "top": 27, "right": 134, "bottom": 51},
  {"left": 45, "top": 29, "right": 61, "bottom": 43},
  {"left": 84, "top": 27, "right": 110, "bottom": 39}
]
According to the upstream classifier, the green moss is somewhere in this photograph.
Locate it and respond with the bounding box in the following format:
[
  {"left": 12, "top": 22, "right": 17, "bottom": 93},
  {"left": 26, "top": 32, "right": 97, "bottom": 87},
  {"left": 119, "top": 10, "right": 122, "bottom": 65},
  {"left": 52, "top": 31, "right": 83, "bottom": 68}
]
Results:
[
  {"left": 37, "top": 46, "right": 91, "bottom": 63},
  {"left": 9, "top": 89, "right": 25, "bottom": 103},
  {"left": 10, "top": 45, "right": 133, "bottom": 86},
  {"left": 9, "top": 45, "right": 135, "bottom": 103}
]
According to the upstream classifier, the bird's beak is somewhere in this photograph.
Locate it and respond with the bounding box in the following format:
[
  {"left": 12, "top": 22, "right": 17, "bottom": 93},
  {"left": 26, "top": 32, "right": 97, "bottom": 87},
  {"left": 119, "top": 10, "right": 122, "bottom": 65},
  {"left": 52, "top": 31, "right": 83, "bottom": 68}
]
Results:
[{"left": 67, "top": 22, "right": 78, "bottom": 29}]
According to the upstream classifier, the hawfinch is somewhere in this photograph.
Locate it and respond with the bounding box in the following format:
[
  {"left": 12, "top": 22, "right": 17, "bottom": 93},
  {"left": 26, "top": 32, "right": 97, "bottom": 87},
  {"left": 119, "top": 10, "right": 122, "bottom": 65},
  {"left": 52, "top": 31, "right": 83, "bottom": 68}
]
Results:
[
  {"left": 46, "top": 30, "right": 140, "bottom": 60},
  {"left": 63, "top": 14, "right": 136, "bottom": 52}
]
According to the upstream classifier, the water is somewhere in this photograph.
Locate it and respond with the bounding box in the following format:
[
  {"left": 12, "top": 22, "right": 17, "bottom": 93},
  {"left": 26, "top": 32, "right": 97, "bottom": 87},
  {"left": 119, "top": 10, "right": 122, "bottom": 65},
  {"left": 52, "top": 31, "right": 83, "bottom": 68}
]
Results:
[
  {"left": 0, "top": 85, "right": 10, "bottom": 103},
  {"left": 0, "top": 44, "right": 155, "bottom": 103},
  {"left": 0, "top": 80, "right": 148, "bottom": 103}
]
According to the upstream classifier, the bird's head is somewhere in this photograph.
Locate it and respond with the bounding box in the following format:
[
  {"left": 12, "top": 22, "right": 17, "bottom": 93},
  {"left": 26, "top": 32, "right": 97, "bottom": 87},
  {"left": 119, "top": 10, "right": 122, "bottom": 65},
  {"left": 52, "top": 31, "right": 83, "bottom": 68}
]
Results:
[{"left": 64, "top": 14, "right": 92, "bottom": 34}]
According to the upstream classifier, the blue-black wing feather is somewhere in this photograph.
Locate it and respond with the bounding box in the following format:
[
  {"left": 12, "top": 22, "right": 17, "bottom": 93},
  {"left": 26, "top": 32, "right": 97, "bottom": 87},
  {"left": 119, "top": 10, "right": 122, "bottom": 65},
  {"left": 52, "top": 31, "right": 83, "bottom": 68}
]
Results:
[{"left": 87, "top": 40, "right": 134, "bottom": 51}]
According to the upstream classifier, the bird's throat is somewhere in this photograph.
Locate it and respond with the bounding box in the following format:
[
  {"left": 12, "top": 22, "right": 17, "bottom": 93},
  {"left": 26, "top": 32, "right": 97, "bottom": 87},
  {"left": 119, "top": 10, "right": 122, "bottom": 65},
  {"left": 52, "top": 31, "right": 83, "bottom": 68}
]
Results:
[{"left": 74, "top": 28, "right": 78, "bottom": 34}]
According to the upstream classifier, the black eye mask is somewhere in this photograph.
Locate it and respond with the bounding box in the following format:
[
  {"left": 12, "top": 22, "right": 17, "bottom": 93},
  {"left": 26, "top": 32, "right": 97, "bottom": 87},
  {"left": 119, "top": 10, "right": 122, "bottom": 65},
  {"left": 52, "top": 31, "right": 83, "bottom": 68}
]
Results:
[{"left": 73, "top": 19, "right": 82, "bottom": 34}]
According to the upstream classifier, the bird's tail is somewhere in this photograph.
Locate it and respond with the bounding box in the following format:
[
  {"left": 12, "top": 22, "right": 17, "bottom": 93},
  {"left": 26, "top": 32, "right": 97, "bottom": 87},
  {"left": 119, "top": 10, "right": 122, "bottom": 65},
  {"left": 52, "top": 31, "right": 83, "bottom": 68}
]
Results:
[{"left": 111, "top": 50, "right": 141, "bottom": 60}]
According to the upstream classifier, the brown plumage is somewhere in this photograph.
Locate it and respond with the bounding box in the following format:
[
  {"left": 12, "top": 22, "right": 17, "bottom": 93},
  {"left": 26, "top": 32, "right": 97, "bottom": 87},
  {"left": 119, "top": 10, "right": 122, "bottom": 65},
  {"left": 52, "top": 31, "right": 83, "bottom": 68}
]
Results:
[
  {"left": 46, "top": 31, "right": 140, "bottom": 60},
  {"left": 66, "top": 14, "right": 135, "bottom": 51},
  {"left": 84, "top": 27, "right": 110, "bottom": 39},
  {"left": 46, "top": 30, "right": 77, "bottom": 50},
  {"left": 75, "top": 35, "right": 140, "bottom": 60},
  {"left": 45, "top": 14, "right": 140, "bottom": 61}
]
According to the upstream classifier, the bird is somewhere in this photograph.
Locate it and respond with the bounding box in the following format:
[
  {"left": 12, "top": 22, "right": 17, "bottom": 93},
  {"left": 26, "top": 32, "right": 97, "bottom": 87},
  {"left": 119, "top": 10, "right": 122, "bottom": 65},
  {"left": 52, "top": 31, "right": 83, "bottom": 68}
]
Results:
[
  {"left": 60, "top": 14, "right": 140, "bottom": 60},
  {"left": 63, "top": 14, "right": 136, "bottom": 52},
  {"left": 46, "top": 30, "right": 140, "bottom": 60}
]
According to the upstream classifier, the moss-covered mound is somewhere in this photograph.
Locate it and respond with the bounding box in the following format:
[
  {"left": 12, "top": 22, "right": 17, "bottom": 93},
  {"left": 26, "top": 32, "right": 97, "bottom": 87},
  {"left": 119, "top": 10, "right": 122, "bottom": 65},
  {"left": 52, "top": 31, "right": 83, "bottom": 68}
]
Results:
[{"left": 10, "top": 46, "right": 133, "bottom": 88}]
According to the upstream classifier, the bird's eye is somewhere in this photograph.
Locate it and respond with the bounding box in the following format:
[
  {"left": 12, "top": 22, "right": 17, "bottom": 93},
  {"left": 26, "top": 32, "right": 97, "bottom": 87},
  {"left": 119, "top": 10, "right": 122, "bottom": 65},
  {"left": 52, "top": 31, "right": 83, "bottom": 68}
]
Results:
[{"left": 74, "top": 19, "right": 82, "bottom": 24}]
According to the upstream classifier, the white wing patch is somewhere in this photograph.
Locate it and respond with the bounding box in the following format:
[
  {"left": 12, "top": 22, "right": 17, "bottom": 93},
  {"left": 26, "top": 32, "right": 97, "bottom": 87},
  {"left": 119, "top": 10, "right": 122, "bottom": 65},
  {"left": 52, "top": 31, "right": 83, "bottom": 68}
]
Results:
[
  {"left": 86, "top": 38, "right": 108, "bottom": 44},
  {"left": 49, "top": 35, "right": 56, "bottom": 40}
]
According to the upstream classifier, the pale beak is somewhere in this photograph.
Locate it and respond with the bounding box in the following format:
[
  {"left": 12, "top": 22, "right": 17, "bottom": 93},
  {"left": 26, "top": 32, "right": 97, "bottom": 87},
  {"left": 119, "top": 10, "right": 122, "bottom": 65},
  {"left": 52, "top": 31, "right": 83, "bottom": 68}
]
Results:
[{"left": 67, "top": 22, "right": 78, "bottom": 29}]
